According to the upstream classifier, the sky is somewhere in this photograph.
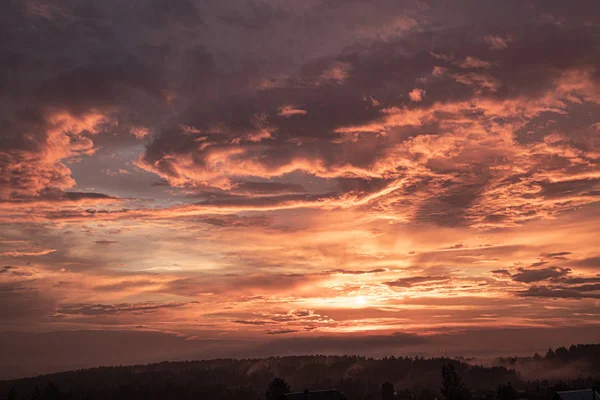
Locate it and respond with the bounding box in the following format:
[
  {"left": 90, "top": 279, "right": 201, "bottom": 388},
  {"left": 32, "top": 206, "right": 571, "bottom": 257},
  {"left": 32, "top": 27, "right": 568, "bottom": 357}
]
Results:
[{"left": 1, "top": 0, "right": 600, "bottom": 378}]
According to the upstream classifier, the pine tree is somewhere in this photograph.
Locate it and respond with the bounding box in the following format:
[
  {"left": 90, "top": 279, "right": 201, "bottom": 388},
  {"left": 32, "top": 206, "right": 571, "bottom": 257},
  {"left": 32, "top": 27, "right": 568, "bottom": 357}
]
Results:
[
  {"left": 382, "top": 382, "right": 395, "bottom": 400},
  {"left": 441, "top": 363, "right": 472, "bottom": 400},
  {"left": 265, "top": 378, "right": 291, "bottom": 400}
]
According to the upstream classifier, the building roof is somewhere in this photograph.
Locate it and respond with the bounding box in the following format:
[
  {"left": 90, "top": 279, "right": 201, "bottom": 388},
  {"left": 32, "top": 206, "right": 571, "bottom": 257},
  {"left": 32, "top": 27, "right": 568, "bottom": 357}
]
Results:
[
  {"left": 555, "top": 389, "right": 600, "bottom": 400},
  {"left": 282, "top": 390, "right": 348, "bottom": 400}
]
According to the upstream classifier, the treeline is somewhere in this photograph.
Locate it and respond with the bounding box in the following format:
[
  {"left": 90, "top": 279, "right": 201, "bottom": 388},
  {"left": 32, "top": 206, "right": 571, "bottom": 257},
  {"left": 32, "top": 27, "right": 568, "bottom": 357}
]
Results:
[
  {"left": 494, "top": 344, "right": 600, "bottom": 380},
  {"left": 1, "top": 346, "right": 599, "bottom": 400},
  {"left": 495, "top": 344, "right": 600, "bottom": 368}
]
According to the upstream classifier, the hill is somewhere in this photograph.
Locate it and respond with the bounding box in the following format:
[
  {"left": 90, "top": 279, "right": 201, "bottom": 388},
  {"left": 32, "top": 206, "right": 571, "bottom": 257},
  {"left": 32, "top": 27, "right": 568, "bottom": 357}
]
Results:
[{"left": 1, "top": 345, "right": 599, "bottom": 400}]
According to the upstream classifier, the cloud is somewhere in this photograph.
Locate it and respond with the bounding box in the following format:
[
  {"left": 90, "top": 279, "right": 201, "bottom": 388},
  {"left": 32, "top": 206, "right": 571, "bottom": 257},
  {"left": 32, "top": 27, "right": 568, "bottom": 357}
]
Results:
[
  {"left": 518, "top": 286, "right": 600, "bottom": 299},
  {"left": 193, "top": 214, "right": 274, "bottom": 227},
  {"left": 317, "top": 61, "right": 352, "bottom": 85},
  {"left": 265, "top": 309, "right": 333, "bottom": 324},
  {"left": 160, "top": 273, "right": 315, "bottom": 297},
  {"left": 265, "top": 329, "right": 299, "bottom": 335},
  {"left": 93, "top": 280, "right": 159, "bottom": 292},
  {"left": 0, "top": 266, "right": 32, "bottom": 277},
  {"left": 538, "top": 178, "right": 600, "bottom": 199},
  {"left": 541, "top": 252, "right": 572, "bottom": 259},
  {"left": 325, "top": 268, "right": 387, "bottom": 275},
  {"left": 130, "top": 22, "right": 600, "bottom": 228},
  {"left": 56, "top": 301, "right": 195, "bottom": 316},
  {"left": 484, "top": 35, "right": 513, "bottom": 50},
  {"left": 511, "top": 266, "right": 571, "bottom": 283},
  {"left": 130, "top": 127, "right": 150, "bottom": 139},
  {"left": 572, "top": 256, "right": 600, "bottom": 269},
  {"left": 231, "top": 181, "right": 307, "bottom": 195},
  {"left": 385, "top": 276, "right": 450, "bottom": 288},
  {"left": 233, "top": 320, "right": 272, "bottom": 326},
  {"left": 0, "top": 249, "right": 56, "bottom": 257},
  {"left": 94, "top": 240, "right": 119, "bottom": 246},
  {"left": 278, "top": 105, "right": 308, "bottom": 118},
  {"left": 63, "top": 192, "right": 118, "bottom": 201},
  {"left": 409, "top": 88, "right": 426, "bottom": 102},
  {"left": 458, "top": 56, "right": 494, "bottom": 69}
]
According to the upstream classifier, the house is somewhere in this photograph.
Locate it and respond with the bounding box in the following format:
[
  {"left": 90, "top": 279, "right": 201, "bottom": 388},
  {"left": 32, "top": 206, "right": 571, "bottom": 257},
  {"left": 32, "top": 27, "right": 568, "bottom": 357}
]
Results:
[
  {"left": 281, "top": 389, "right": 348, "bottom": 400},
  {"left": 553, "top": 389, "right": 600, "bottom": 400}
]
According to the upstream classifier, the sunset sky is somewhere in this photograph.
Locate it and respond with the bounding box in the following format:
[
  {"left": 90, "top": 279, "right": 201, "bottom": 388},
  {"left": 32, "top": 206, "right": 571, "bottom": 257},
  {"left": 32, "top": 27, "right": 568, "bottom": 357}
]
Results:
[{"left": 1, "top": 0, "right": 600, "bottom": 377}]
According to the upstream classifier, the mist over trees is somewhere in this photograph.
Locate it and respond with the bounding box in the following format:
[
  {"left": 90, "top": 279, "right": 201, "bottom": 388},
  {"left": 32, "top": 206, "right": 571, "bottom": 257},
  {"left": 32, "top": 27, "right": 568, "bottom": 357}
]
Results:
[
  {"left": 493, "top": 344, "right": 600, "bottom": 380},
  {"left": 1, "top": 345, "right": 599, "bottom": 400}
]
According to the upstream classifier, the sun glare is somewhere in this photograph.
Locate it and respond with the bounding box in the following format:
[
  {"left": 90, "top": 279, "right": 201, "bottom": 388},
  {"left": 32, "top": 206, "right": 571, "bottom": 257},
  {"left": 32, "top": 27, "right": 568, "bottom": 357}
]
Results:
[{"left": 355, "top": 296, "right": 367, "bottom": 306}]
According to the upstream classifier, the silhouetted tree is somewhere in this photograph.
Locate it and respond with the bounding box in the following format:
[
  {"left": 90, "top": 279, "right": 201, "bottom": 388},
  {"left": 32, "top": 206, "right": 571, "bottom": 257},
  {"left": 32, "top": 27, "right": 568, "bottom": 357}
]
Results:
[
  {"left": 7, "top": 387, "right": 17, "bottom": 400},
  {"left": 552, "top": 380, "right": 571, "bottom": 392},
  {"left": 382, "top": 382, "right": 395, "bottom": 400},
  {"left": 396, "top": 388, "right": 412, "bottom": 400},
  {"left": 266, "top": 378, "right": 291, "bottom": 400},
  {"left": 3, "top": 349, "right": 600, "bottom": 400},
  {"left": 418, "top": 388, "right": 436, "bottom": 400},
  {"left": 545, "top": 348, "right": 555, "bottom": 359},
  {"left": 441, "top": 363, "right": 471, "bottom": 400},
  {"left": 31, "top": 387, "right": 41, "bottom": 400},
  {"left": 555, "top": 347, "right": 569, "bottom": 360},
  {"left": 496, "top": 382, "right": 517, "bottom": 400},
  {"left": 43, "top": 382, "right": 61, "bottom": 400}
]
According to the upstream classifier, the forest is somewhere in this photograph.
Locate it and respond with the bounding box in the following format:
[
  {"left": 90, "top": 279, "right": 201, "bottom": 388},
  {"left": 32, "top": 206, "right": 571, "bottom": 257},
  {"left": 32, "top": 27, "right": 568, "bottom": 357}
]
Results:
[{"left": 1, "top": 344, "right": 599, "bottom": 400}]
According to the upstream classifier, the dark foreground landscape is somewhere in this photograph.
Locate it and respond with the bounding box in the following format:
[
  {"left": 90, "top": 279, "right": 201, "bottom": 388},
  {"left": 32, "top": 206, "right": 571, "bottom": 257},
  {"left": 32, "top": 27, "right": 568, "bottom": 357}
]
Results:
[{"left": 1, "top": 344, "right": 599, "bottom": 400}]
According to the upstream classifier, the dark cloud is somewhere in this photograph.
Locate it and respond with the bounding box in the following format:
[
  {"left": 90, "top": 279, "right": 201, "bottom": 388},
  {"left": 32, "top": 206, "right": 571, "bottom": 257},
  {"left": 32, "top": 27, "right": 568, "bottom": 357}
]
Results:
[
  {"left": 265, "top": 329, "right": 298, "bottom": 335},
  {"left": 56, "top": 301, "right": 194, "bottom": 316},
  {"left": 0, "top": 266, "right": 31, "bottom": 276},
  {"left": 518, "top": 286, "right": 600, "bottom": 299},
  {"left": 557, "top": 276, "right": 600, "bottom": 285},
  {"left": 441, "top": 243, "right": 467, "bottom": 250},
  {"left": 33, "top": 58, "right": 164, "bottom": 112},
  {"left": 94, "top": 240, "right": 119, "bottom": 246},
  {"left": 1, "top": 0, "right": 599, "bottom": 225},
  {"left": 511, "top": 266, "right": 571, "bottom": 283},
  {"left": 541, "top": 252, "right": 572, "bottom": 259},
  {"left": 415, "top": 181, "right": 488, "bottom": 226},
  {"left": 325, "top": 268, "right": 387, "bottom": 275},
  {"left": 93, "top": 280, "right": 157, "bottom": 291},
  {"left": 538, "top": 178, "right": 600, "bottom": 199},
  {"left": 572, "top": 256, "right": 600, "bottom": 269},
  {"left": 232, "top": 181, "right": 307, "bottom": 195},
  {"left": 232, "top": 320, "right": 272, "bottom": 326},
  {"left": 385, "top": 276, "right": 450, "bottom": 288},
  {"left": 193, "top": 214, "right": 273, "bottom": 228},
  {"left": 64, "top": 192, "right": 118, "bottom": 201}
]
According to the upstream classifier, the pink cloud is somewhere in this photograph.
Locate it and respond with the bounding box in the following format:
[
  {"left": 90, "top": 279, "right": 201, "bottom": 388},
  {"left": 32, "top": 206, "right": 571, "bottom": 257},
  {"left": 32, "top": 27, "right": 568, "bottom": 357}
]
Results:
[
  {"left": 484, "top": 35, "right": 513, "bottom": 50},
  {"left": 277, "top": 105, "right": 308, "bottom": 118},
  {"left": 409, "top": 88, "right": 426, "bottom": 102}
]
